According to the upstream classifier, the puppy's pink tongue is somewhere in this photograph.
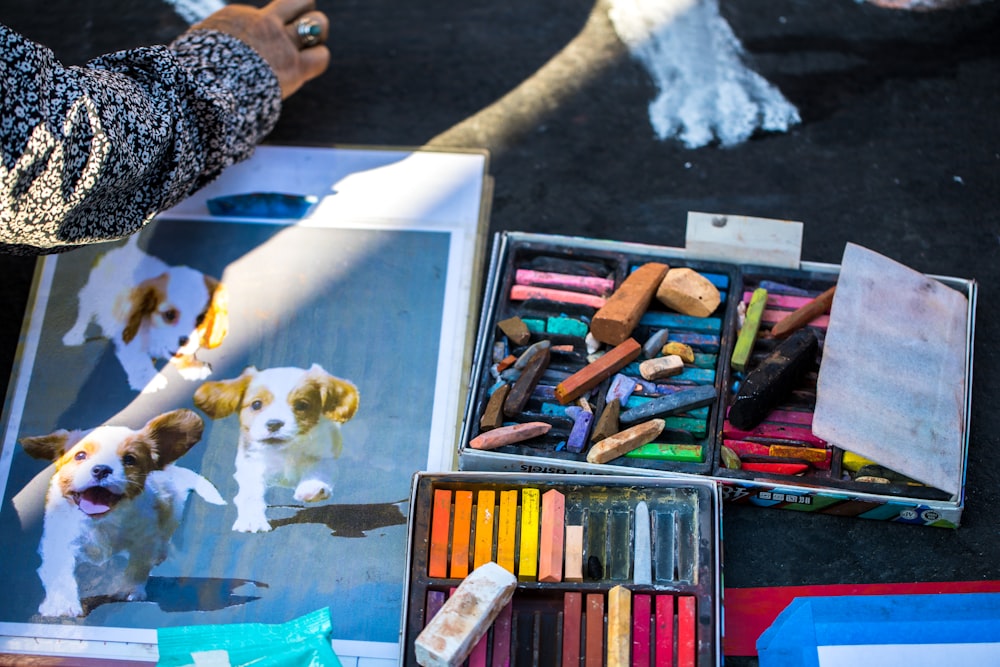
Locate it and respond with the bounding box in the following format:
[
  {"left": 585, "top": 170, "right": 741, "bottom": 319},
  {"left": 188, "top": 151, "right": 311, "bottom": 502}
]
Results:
[{"left": 78, "top": 488, "right": 116, "bottom": 516}]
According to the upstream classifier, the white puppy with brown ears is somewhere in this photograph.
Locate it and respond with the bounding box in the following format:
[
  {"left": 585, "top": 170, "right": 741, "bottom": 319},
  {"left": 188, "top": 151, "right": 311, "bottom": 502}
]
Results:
[
  {"left": 20, "top": 409, "right": 224, "bottom": 618},
  {"left": 194, "top": 364, "right": 360, "bottom": 533},
  {"left": 62, "top": 235, "right": 229, "bottom": 393}
]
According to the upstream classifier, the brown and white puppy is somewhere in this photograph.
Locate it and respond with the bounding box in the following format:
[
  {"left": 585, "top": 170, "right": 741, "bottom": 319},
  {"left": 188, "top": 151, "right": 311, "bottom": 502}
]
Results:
[
  {"left": 20, "top": 409, "right": 224, "bottom": 617},
  {"left": 194, "top": 364, "right": 359, "bottom": 533},
  {"left": 62, "top": 235, "right": 228, "bottom": 393}
]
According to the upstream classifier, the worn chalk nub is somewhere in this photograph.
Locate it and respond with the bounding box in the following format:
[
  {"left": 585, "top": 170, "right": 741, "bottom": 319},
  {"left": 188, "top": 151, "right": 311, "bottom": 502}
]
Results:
[
  {"left": 414, "top": 562, "right": 518, "bottom": 667},
  {"left": 656, "top": 267, "right": 721, "bottom": 318}
]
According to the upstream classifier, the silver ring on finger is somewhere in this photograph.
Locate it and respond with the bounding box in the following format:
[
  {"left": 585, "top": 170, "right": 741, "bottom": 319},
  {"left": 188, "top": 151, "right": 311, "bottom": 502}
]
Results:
[{"left": 295, "top": 17, "right": 322, "bottom": 48}]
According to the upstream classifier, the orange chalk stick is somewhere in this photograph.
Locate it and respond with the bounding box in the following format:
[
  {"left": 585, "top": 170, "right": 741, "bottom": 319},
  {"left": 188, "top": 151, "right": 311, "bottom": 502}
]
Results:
[
  {"left": 538, "top": 489, "right": 566, "bottom": 583},
  {"left": 450, "top": 490, "right": 474, "bottom": 578},
  {"left": 473, "top": 490, "right": 496, "bottom": 569},
  {"left": 770, "top": 286, "right": 836, "bottom": 338},
  {"left": 591, "top": 262, "right": 669, "bottom": 345},
  {"left": 496, "top": 490, "right": 519, "bottom": 574},
  {"left": 607, "top": 585, "right": 631, "bottom": 667},
  {"left": 429, "top": 489, "right": 451, "bottom": 578},
  {"left": 555, "top": 338, "right": 642, "bottom": 404},
  {"left": 510, "top": 284, "right": 608, "bottom": 309}
]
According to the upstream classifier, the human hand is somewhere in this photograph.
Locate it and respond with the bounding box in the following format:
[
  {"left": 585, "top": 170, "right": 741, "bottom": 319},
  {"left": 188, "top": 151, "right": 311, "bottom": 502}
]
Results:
[{"left": 193, "top": 0, "right": 330, "bottom": 99}]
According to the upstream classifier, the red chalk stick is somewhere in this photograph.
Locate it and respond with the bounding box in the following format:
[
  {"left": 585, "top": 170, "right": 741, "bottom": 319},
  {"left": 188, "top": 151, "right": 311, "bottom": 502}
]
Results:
[
  {"left": 492, "top": 600, "right": 513, "bottom": 667},
  {"left": 539, "top": 489, "right": 566, "bottom": 583},
  {"left": 741, "top": 461, "right": 810, "bottom": 475},
  {"left": 451, "top": 490, "right": 474, "bottom": 578},
  {"left": 654, "top": 595, "right": 674, "bottom": 667},
  {"left": 722, "top": 421, "right": 827, "bottom": 447},
  {"left": 510, "top": 284, "right": 608, "bottom": 309},
  {"left": 677, "top": 596, "right": 696, "bottom": 667},
  {"left": 562, "top": 592, "right": 582, "bottom": 667},
  {"left": 723, "top": 439, "right": 771, "bottom": 457},
  {"left": 632, "top": 593, "right": 652, "bottom": 667},
  {"left": 516, "top": 268, "right": 616, "bottom": 296},
  {"left": 555, "top": 338, "right": 642, "bottom": 404},
  {"left": 585, "top": 593, "right": 605, "bottom": 667},
  {"left": 429, "top": 489, "right": 451, "bottom": 578}
]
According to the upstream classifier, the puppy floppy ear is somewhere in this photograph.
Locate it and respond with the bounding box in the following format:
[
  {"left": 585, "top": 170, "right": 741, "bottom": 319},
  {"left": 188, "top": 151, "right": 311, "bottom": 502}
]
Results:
[
  {"left": 122, "top": 273, "right": 168, "bottom": 344},
  {"left": 194, "top": 367, "right": 257, "bottom": 419},
  {"left": 309, "top": 364, "right": 360, "bottom": 423},
  {"left": 200, "top": 277, "right": 229, "bottom": 350},
  {"left": 141, "top": 409, "right": 204, "bottom": 468},
  {"left": 20, "top": 429, "right": 85, "bottom": 462}
]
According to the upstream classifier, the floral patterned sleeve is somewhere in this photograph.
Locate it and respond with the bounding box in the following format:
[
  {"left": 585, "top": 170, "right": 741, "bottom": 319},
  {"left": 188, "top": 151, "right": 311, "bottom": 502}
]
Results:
[{"left": 0, "top": 24, "right": 282, "bottom": 255}]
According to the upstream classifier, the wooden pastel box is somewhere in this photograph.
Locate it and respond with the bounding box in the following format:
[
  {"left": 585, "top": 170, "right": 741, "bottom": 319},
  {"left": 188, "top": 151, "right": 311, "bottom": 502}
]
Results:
[
  {"left": 458, "top": 230, "right": 977, "bottom": 528},
  {"left": 400, "top": 472, "right": 722, "bottom": 666}
]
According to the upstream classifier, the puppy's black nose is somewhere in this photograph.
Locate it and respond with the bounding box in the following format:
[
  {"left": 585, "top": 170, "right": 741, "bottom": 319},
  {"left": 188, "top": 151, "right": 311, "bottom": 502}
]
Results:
[
  {"left": 178, "top": 335, "right": 190, "bottom": 347},
  {"left": 91, "top": 465, "right": 112, "bottom": 480},
  {"left": 266, "top": 419, "right": 283, "bottom": 433}
]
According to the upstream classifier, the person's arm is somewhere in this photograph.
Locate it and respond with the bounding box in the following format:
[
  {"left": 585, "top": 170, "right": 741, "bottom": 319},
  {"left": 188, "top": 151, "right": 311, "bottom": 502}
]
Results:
[{"left": 0, "top": 0, "right": 329, "bottom": 255}]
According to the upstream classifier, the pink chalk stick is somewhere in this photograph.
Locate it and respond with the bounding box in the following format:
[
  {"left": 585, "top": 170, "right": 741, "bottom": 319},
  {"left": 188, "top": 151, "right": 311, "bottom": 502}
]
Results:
[
  {"left": 633, "top": 593, "right": 652, "bottom": 667},
  {"left": 469, "top": 629, "right": 489, "bottom": 667},
  {"left": 539, "top": 489, "right": 566, "bottom": 583},
  {"left": 725, "top": 406, "right": 814, "bottom": 426},
  {"left": 723, "top": 421, "right": 827, "bottom": 447},
  {"left": 469, "top": 421, "right": 553, "bottom": 450},
  {"left": 743, "top": 291, "right": 819, "bottom": 309},
  {"left": 655, "top": 595, "right": 674, "bottom": 667},
  {"left": 677, "top": 597, "right": 696, "bottom": 667},
  {"left": 510, "top": 284, "right": 607, "bottom": 309},
  {"left": 515, "top": 269, "right": 615, "bottom": 296}
]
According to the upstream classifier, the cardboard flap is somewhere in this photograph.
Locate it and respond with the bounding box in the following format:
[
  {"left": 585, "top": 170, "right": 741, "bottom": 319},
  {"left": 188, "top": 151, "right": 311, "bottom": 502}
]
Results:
[
  {"left": 685, "top": 212, "right": 803, "bottom": 269},
  {"left": 812, "top": 243, "right": 969, "bottom": 495}
]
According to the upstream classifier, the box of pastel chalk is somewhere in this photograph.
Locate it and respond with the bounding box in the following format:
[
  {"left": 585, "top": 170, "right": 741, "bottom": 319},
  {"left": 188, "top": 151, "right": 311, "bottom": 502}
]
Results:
[
  {"left": 457, "top": 226, "right": 976, "bottom": 527},
  {"left": 400, "top": 472, "right": 722, "bottom": 666}
]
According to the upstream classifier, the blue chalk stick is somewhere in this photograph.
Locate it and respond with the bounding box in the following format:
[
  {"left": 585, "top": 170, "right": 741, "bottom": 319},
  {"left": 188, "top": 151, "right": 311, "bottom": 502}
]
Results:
[{"left": 619, "top": 385, "right": 717, "bottom": 424}]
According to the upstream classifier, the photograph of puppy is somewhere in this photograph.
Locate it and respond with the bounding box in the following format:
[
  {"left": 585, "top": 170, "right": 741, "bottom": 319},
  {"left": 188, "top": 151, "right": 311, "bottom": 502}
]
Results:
[
  {"left": 61, "top": 235, "right": 229, "bottom": 393},
  {"left": 194, "top": 364, "right": 360, "bottom": 533},
  {"left": 19, "top": 409, "right": 224, "bottom": 617}
]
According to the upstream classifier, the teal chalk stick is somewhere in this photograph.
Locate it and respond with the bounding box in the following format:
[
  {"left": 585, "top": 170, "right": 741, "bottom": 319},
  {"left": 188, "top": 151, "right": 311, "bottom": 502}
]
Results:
[{"left": 619, "top": 385, "right": 716, "bottom": 424}]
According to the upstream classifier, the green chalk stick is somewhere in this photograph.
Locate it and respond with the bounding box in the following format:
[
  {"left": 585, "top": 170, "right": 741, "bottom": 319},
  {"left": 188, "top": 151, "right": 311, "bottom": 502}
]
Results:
[
  {"left": 731, "top": 288, "right": 768, "bottom": 372},
  {"left": 625, "top": 443, "right": 704, "bottom": 462}
]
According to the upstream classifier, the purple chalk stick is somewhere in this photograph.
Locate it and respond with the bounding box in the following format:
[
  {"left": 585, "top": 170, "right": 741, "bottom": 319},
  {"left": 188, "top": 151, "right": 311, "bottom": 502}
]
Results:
[
  {"left": 606, "top": 373, "right": 637, "bottom": 404},
  {"left": 567, "top": 409, "right": 594, "bottom": 453}
]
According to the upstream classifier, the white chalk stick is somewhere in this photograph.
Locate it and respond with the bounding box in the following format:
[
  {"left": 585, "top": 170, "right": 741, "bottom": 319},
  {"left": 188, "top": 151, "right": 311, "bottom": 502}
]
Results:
[{"left": 414, "top": 562, "right": 518, "bottom": 666}]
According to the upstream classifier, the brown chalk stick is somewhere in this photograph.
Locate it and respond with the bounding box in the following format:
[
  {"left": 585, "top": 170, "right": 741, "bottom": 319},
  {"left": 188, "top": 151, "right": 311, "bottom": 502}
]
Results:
[
  {"left": 586, "top": 418, "right": 665, "bottom": 464},
  {"left": 503, "top": 347, "right": 550, "bottom": 417},
  {"left": 590, "top": 263, "right": 669, "bottom": 345},
  {"left": 480, "top": 383, "right": 510, "bottom": 431},
  {"left": 771, "top": 286, "right": 836, "bottom": 338},
  {"left": 554, "top": 338, "right": 642, "bottom": 405},
  {"left": 469, "top": 421, "right": 552, "bottom": 450},
  {"left": 591, "top": 397, "right": 621, "bottom": 443},
  {"left": 497, "top": 316, "right": 531, "bottom": 345}
]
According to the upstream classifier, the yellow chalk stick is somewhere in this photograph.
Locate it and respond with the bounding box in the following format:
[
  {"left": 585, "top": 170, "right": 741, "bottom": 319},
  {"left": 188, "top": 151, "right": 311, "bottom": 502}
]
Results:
[
  {"left": 517, "top": 488, "right": 540, "bottom": 581},
  {"left": 497, "top": 490, "right": 518, "bottom": 574},
  {"left": 607, "top": 585, "right": 632, "bottom": 667}
]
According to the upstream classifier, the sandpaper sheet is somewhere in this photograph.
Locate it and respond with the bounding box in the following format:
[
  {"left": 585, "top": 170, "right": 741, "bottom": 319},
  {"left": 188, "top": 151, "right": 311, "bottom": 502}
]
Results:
[{"left": 812, "top": 243, "right": 969, "bottom": 495}]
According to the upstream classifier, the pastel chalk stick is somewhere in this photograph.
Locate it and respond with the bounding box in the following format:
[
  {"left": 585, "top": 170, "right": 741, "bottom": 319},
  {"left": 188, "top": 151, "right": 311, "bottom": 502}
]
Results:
[
  {"left": 639, "top": 311, "right": 722, "bottom": 334},
  {"left": 586, "top": 418, "right": 666, "bottom": 464},
  {"left": 677, "top": 596, "right": 696, "bottom": 667},
  {"left": 633, "top": 594, "right": 652, "bottom": 667},
  {"left": 539, "top": 489, "right": 566, "bottom": 583},
  {"left": 633, "top": 501, "right": 652, "bottom": 585},
  {"left": 497, "top": 490, "right": 518, "bottom": 573},
  {"left": 426, "top": 589, "right": 446, "bottom": 626},
  {"left": 555, "top": 338, "right": 642, "bottom": 404},
  {"left": 591, "top": 262, "right": 670, "bottom": 345},
  {"left": 655, "top": 267, "right": 721, "bottom": 318},
  {"left": 450, "top": 490, "right": 474, "bottom": 578},
  {"left": 566, "top": 409, "right": 594, "bottom": 454},
  {"left": 731, "top": 287, "right": 768, "bottom": 372},
  {"left": 414, "top": 562, "right": 517, "bottom": 667},
  {"left": 480, "top": 383, "right": 510, "bottom": 431},
  {"left": 741, "top": 461, "right": 810, "bottom": 475},
  {"left": 515, "top": 268, "right": 616, "bottom": 295},
  {"left": 491, "top": 600, "right": 513, "bottom": 667},
  {"left": 625, "top": 443, "right": 703, "bottom": 463},
  {"left": 562, "top": 592, "right": 582, "bottom": 667},
  {"left": 469, "top": 421, "right": 553, "bottom": 450},
  {"left": 591, "top": 398, "right": 621, "bottom": 443},
  {"left": 607, "top": 585, "right": 631, "bottom": 667},
  {"left": 504, "top": 346, "right": 551, "bottom": 417},
  {"left": 518, "top": 488, "right": 541, "bottom": 581},
  {"left": 770, "top": 285, "right": 836, "bottom": 338},
  {"left": 564, "top": 524, "right": 584, "bottom": 582},
  {"left": 585, "top": 593, "right": 605, "bottom": 667},
  {"left": 510, "top": 284, "right": 607, "bottom": 309},
  {"left": 473, "top": 490, "right": 496, "bottom": 569},
  {"left": 619, "top": 385, "right": 717, "bottom": 425},
  {"left": 497, "top": 316, "right": 531, "bottom": 345},
  {"left": 639, "top": 355, "right": 685, "bottom": 381},
  {"left": 429, "top": 489, "right": 452, "bottom": 578},
  {"left": 655, "top": 595, "right": 674, "bottom": 667}
]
